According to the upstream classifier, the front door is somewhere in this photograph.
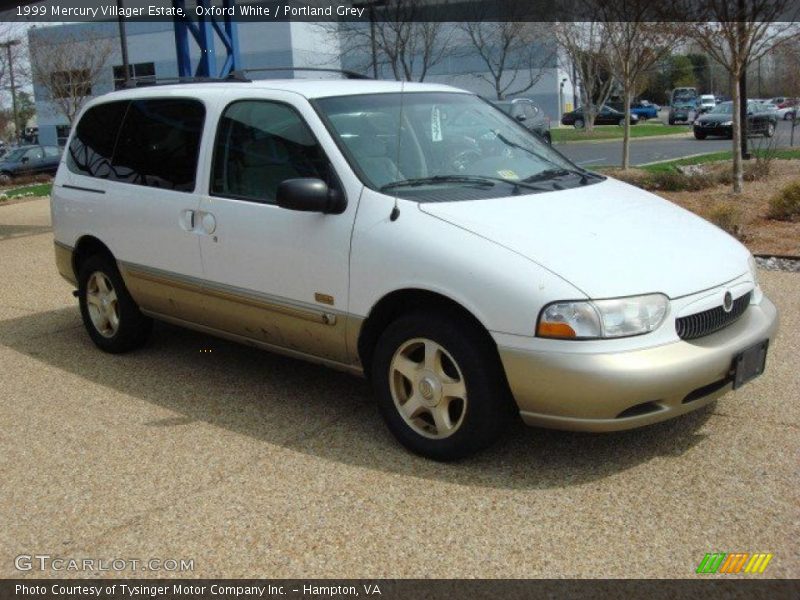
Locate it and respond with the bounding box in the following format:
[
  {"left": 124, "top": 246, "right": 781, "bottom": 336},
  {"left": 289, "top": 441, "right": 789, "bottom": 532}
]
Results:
[{"left": 196, "top": 96, "right": 359, "bottom": 364}]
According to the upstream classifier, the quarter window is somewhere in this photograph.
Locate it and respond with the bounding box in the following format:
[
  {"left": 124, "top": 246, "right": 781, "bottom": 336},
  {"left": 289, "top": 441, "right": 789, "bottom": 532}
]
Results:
[
  {"left": 112, "top": 98, "right": 205, "bottom": 191},
  {"left": 211, "top": 100, "right": 333, "bottom": 204},
  {"left": 67, "top": 100, "right": 129, "bottom": 178}
]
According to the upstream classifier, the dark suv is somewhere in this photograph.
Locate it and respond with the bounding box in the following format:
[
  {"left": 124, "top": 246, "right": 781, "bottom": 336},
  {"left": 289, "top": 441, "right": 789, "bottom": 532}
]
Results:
[{"left": 492, "top": 98, "right": 552, "bottom": 144}]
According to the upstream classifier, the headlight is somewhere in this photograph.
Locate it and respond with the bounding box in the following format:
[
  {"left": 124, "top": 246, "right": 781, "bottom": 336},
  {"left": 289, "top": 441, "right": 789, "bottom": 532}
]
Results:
[
  {"left": 721, "top": 120, "right": 733, "bottom": 126},
  {"left": 537, "top": 294, "right": 669, "bottom": 339},
  {"left": 748, "top": 254, "right": 763, "bottom": 304}
]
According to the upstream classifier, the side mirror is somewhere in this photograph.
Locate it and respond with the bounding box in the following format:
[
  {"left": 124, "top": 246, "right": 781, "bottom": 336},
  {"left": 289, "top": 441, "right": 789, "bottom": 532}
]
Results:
[
  {"left": 21, "top": 156, "right": 29, "bottom": 163},
  {"left": 515, "top": 114, "right": 527, "bottom": 122},
  {"left": 276, "top": 178, "right": 346, "bottom": 214}
]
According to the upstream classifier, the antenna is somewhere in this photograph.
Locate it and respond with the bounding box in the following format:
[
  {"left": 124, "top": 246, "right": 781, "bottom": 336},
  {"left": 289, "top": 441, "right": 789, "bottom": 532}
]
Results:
[{"left": 390, "top": 80, "right": 405, "bottom": 222}]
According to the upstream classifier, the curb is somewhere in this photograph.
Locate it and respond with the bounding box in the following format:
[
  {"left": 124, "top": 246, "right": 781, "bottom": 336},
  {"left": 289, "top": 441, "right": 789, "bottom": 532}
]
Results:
[{"left": 553, "top": 132, "right": 693, "bottom": 146}]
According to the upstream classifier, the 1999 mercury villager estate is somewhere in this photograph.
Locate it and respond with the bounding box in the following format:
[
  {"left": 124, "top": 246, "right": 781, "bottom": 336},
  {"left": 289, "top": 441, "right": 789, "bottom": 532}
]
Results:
[{"left": 51, "top": 77, "right": 778, "bottom": 460}]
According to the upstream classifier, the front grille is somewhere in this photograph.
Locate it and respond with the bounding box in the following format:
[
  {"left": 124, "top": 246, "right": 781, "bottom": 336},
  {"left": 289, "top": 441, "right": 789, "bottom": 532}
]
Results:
[{"left": 676, "top": 292, "right": 751, "bottom": 340}]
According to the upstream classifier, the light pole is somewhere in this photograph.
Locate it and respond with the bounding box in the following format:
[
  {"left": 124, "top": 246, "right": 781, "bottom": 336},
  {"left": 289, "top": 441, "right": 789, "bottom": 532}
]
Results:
[
  {"left": 559, "top": 77, "right": 567, "bottom": 122},
  {"left": 0, "top": 39, "right": 20, "bottom": 144}
]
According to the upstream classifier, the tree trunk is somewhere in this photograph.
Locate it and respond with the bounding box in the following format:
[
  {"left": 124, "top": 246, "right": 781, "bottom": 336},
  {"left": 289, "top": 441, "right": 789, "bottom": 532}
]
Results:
[
  {"left": 622, "top": 85, "right": 632, "bottom": 170},
  {"left": 731, "top": 72, "right": 744, "bottom": 194}
]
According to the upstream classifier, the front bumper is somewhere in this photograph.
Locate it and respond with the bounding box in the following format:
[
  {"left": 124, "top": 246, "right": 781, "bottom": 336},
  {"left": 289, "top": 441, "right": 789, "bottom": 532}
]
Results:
[
  {"left": 694, "top": 123, "right": 732, "bottom": 136},
  {"left": 499, "top": 296, "right": 778, "bottom": 432}
]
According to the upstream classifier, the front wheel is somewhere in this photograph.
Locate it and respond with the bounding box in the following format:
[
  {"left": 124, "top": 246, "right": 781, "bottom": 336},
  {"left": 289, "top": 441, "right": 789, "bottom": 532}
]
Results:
[
  {"left": 0, "top": 171, "right": 11, "bottom": 185},
  {"left": 694, "top": 131, "right": 707, "bottom": 140},
  {"left": 765, "top": 122, "right": 776, "bottom": 137},
  {"left": 573, "top": 119, "right": 585, "bottom": 129},
  {"left": 372, "top": 311, "right": 511, "bottom": 461},
  {"left": 78, "top": 254, "right": 153, "bottom": 353}
]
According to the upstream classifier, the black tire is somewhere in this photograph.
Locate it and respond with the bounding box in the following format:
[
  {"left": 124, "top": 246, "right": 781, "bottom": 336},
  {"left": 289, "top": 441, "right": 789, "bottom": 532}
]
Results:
[
  {"left": 0, "top": 171, "right": 11, "bottom": 185},
  {"left": 574, "top": 119, "right": 585, "bottom": 129},
  {"left": 694, "top": 131, "right": 707, "bottom": 140},
  {"left": 618, "top": 118, "right": 625, "bottom": 127},
  {"left": 765, "top": 122, "right": 775, "bottom": 138},
  {"left": 78, "top": 254, "right": 152, "bottom": 353},
  {"left": 372, "top": 310, "right": 512, "bottom": 461}
]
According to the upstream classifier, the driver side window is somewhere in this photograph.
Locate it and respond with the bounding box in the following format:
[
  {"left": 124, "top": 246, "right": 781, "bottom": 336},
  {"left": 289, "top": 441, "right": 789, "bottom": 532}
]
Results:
[{"left": 211, "top": 100, "right": 333, "bottom": 204}]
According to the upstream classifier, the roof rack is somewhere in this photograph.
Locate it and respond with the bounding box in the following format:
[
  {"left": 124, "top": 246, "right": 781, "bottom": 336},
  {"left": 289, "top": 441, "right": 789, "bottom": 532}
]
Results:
[
  {"left": 119, "top": 67, "right": 371, "bottom": 89},
  {"left": 231, "top": 67, "right": 373, "bottom": 80},
  {"left": 122, "top": 72, "right": 251, "bottom": 88}
]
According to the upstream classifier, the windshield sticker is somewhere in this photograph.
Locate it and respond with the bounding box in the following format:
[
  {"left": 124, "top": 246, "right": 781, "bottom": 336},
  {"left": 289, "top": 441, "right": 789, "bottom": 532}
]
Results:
[
  {"left": 497, "top": 169, "right": 519, "bottom": 180},
  {"left": 431, "top": 106, "right": 442, "bottom": 142}
]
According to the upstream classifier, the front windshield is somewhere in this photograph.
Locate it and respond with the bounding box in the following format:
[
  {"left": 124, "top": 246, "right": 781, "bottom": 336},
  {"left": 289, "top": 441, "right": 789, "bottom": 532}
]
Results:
[
  {"left": 711, "top": 103, "right": 733, "bottom": 115},
  {"left": 315, "top": 92, "right": 598, "bottom": 201}
]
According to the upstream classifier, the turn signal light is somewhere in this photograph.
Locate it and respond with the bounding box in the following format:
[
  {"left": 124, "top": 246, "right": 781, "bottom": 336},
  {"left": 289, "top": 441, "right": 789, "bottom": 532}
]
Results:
[{"left": 536, "top": 322, "right": 576, "bottom": 338}]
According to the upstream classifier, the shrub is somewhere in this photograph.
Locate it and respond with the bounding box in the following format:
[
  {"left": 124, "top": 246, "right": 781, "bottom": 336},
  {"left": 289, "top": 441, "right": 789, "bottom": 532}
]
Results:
[
  {"left": 708, "top": 204, "right": 746, "bottom": 240},
  {"left": 767, "top": 181, "right": 800, "bottom": 221},
  {"left": 644, "top": 170, "right": 720, "bottom": 192}
]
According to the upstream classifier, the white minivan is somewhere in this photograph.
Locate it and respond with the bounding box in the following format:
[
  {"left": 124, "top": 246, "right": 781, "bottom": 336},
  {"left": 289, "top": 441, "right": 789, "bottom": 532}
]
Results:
[{"left": 52, "top": 76, "right": 778, "bottom": 460}]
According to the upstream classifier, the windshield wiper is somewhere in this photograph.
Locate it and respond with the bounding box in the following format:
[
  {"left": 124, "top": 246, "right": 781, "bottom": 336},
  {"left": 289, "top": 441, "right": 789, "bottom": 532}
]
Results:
[
  {"left": 380, "top": 174, "right": 554, "bottom": 194},
  {"left": 522, "top": 168, "right": 598, "bottom": 185},
  {"left": 380, "top": 175, "right": 497, "bottom": 192}
]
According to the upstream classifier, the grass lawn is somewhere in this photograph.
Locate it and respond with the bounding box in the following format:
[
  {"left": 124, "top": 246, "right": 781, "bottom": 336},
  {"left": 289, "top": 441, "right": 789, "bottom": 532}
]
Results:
[
  {"left": 0, "top": 183, "right": 53, "bottom": 201},
  {"left": 551, "top": 123, "right": 691, "bottom": 143},
  {"left": 639, "top": 148, "right": 800, "bottom": 173}
]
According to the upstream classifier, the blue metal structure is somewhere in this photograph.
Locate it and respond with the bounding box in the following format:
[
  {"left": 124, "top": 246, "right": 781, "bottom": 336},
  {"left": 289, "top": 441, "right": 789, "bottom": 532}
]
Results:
[{"left": 172, "top": 0, "right": 241, "bottom": 78}]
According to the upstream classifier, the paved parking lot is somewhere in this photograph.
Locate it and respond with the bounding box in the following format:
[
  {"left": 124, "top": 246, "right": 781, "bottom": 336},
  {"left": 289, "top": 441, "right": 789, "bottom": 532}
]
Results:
[
  {"left": 1, "top": 197, "right": 798, "bottom": 578},
  {"left": 558, "top": 119, "right": 799, "bottom": 167}
]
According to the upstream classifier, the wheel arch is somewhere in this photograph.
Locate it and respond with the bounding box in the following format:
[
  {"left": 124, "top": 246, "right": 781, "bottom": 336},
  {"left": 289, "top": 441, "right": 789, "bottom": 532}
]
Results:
[
  {"left": 357, "top": 288, "right": 499, "bottom": 381},
  {"left": 72, "top": 235, "right": 115, "bottom": 280}
]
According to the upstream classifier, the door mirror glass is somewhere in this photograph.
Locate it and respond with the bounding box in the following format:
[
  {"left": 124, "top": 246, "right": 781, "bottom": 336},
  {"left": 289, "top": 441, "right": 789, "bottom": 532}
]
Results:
[
  {"left": 277, "top": 178, "right": 346, "bottom": 214},
  {"left": 21, "top": 156, "right": 29, "bottom": 163},
  {"left": 515, "top": 113, "right": 527, "bottom": 122}
]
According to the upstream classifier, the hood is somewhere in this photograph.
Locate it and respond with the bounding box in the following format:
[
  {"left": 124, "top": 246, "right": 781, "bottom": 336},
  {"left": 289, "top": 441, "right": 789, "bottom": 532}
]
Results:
[
  {"left": 418, "top": 177, "right": 749, "bottom": 299},
  {"left": 697, "top": 113, "right": 731, "bottom": 124}
]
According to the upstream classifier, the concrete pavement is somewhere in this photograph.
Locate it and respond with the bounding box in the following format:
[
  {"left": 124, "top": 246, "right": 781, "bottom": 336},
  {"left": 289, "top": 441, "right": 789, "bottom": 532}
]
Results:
[{"left": 0, "top": 197, "right": 798, "bottom": 578}]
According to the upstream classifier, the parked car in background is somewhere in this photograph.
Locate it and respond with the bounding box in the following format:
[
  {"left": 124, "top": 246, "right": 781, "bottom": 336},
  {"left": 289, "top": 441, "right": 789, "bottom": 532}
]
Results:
[
  {"left": 492, "top": 98, "right": 552, "bottom": 144},
  {"left": 668, "top": 100, "right": 696, "bottom": 124},
  {"left": 0, "top": 144, "right": 62, "bottom": 183},
  {"left": 697, "top": 94, "right": 717, "bottom": 114},
  {"left": 775, "top": 98, "right": 798, "bottom": 120},
  {"left": 693, "top": 100, "right": 777, "bottom": 139},
  {"left": 608, "top": 100, "right": 659, "bottom": 120},
  {"left": 561, "top": 105, "right": 639, "bottom": 128}
]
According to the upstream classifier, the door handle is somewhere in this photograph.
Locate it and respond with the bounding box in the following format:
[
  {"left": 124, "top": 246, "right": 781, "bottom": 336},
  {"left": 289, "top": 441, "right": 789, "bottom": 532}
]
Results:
[{"left": 179, "top": 209, "right": 195, "bottom": 231}]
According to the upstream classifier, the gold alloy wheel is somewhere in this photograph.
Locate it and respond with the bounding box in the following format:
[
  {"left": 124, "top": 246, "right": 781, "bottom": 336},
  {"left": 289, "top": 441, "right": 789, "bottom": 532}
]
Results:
[
  {"left": 389, "top": 338, "right": 468, "bottom": 439},
  {"left": 86, "top": 271, "right": 120, "bottom": 338}
]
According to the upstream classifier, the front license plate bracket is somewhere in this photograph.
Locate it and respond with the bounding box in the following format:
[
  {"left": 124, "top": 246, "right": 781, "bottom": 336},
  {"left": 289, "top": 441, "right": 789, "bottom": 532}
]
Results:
[{"left": 732, "top": 339, "right": 769, "bottom": 389}]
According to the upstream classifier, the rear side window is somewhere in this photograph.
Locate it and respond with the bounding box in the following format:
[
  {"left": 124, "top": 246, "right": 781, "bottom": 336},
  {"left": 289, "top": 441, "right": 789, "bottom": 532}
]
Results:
[
  {"left": 211, "top": 100, "right": 333, "bottom": 204},
  {"left": 112, "top": 98, "right": 205, "bottom": 191},
  {"left": 67, "top": 100, "right": 128, "bottom": 178}
]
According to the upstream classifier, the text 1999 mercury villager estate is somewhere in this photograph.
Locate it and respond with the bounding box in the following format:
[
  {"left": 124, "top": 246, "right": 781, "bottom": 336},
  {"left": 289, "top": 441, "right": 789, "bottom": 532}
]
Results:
[{"left": 51, "top": 79, "right": 779, "bottom": 460}]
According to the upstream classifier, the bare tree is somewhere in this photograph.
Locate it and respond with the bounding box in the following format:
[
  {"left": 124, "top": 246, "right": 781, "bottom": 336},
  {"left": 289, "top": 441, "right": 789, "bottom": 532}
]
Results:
[
  {"left": 459, "top": 1, "right": 556, "bottom": 100},
  {"left": 682, "top": 0, "right": 800, "bottom": 192},
  {"left": 29, "top": 31, "right": 114, "bottom": 126},
  {"left": 554, "top": 21, "right": 613, "bottom": 133},
  {"left": 323, "top": 1, "right": 450, "bottom": 81},
  {"left": 598, "top": 2, "right": 677, "bottom": 168}
]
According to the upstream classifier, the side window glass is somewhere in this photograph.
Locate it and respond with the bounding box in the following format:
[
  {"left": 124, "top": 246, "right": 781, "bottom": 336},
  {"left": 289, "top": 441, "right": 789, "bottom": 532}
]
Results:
[
  {"left": 211, "top": 100, "right": 333, "bottom": 204},
  {"left": 26, "top": 147, "right": 44, "bottom": 160},
  {"left": 112, "top": 98, "right": 205, "bottom": 191},
  {"left": 44, "top": 146, "right": 61, "bottom": 157},
  {"left": 67, "top": 101, "right": 129, "bottom": 178}
]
